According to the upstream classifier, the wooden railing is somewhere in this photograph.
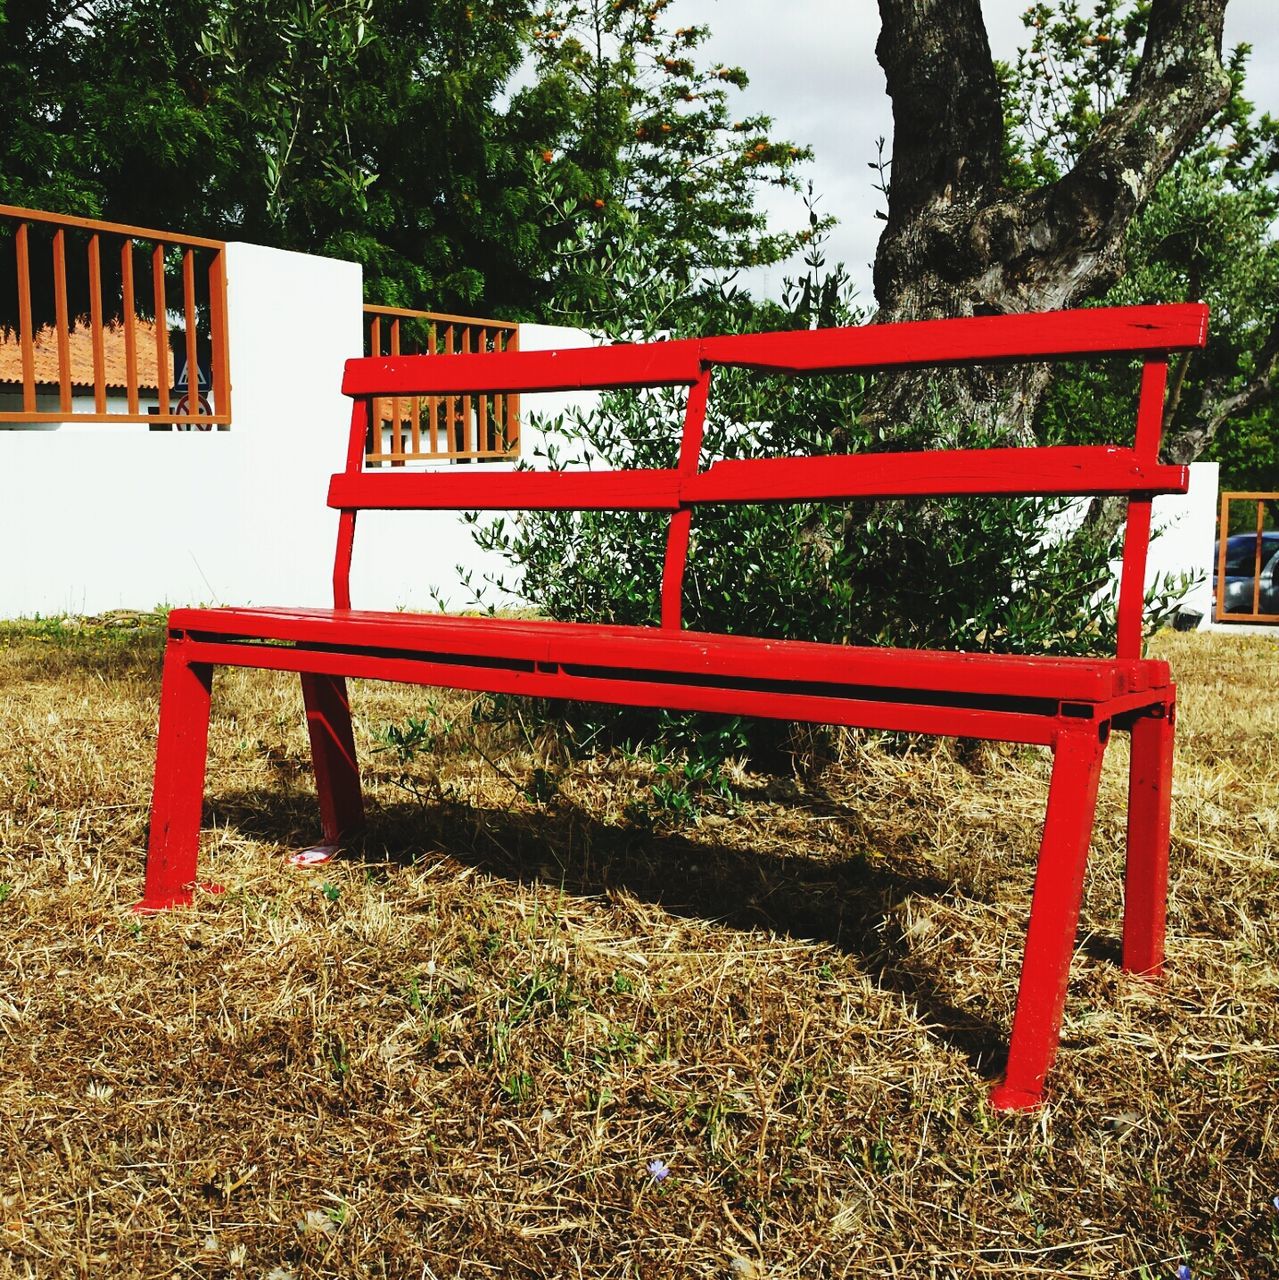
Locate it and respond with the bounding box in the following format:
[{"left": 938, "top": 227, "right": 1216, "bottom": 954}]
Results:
[
  {"left": 364, "top": 305, "right": 519, "bottom": 465},
  {"left": 1215, "top": 491, "right": 1279, "bottom": 623},
  {"left": 0, "top": 205, "right": 230, "bottom": 428}
]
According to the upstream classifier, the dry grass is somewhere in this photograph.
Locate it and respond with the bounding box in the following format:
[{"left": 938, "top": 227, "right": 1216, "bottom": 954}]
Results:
[{"left": 1, "top": 616, "right": 1277, "bottom": 1279}]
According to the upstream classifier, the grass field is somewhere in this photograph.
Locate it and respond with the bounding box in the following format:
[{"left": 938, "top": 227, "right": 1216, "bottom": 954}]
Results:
[{"left": 1, "top": 616, "right": 1276, "bottom": 1279}]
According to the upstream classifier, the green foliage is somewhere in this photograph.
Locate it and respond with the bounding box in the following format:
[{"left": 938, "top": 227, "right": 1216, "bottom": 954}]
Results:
[
  {"left": 1001, "top": 1, "right": 1151, "bottom": 189},
  {"left": 470, "top": 234, "right": 1180, "bottom": 765},
  {"left": 0, "top": 0, "right": 813, "bottom": 323},
  {"left": 508, "top": 0, "right": 818, "bottom": 326}
]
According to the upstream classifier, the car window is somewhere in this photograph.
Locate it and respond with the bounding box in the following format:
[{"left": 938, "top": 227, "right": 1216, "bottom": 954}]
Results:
[{"left": 1225, "top": 534, "right": 1279, "bottom": 574}]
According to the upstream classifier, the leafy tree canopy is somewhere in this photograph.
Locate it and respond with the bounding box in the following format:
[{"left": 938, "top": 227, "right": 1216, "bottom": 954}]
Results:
[{"left": 0, "top": 0, "right": 809, "bottom": 324}]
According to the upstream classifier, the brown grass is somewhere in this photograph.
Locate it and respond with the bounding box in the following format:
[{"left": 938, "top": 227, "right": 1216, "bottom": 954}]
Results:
[{"left": 1, "top": 616, "right": 1277, "bottom": 1279}]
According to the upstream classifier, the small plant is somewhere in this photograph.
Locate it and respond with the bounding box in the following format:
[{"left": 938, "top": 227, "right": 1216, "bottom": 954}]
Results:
[
  {"left": 374, "top": 712, "right": 448, "bottom": 764},
  {"left": 325, "top": 1036, "right": 349, "bottom": 1084},
  {"left": 867, "top": 1136, "right": 895, "bottom": 1176},
  {"left": 501, "top": 1071, "right": 534, "bottom": 1105},
  {"left": 523, "top": 765, "right": 560, "bottom": 807}
]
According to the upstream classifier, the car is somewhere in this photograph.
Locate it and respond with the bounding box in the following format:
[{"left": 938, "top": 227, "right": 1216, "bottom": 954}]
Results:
[{"left": 1214, "top": 531, "right": 1279, "bottom": 615}]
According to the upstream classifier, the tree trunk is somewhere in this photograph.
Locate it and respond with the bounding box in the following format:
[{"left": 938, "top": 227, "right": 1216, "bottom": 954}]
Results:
[{"left": 867, "top": 0, "right": 1233, "bottom": 445}]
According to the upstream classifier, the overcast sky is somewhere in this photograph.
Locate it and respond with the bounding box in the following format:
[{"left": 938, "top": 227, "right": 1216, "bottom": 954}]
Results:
[{"left": 677, "top": 0, "right": 1279, "bottom": 306}]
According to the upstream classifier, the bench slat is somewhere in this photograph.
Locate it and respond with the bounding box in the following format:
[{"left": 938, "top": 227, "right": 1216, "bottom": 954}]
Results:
[
  {"left": 341, "top": 304, "right": 1208, "bottom": 398},
  {"left": 697, "top": 304, "right": 1207, "bottom": 375},
  {"left": 687, "top": 447, "right": 1189, "bottom": 503},
  {"left": 328, "top": 447, "right": 1187, "bottom": 511},
  {"left": 343, "top": 340, "right": 703, "bottom": 397},
  {"left": 328, "top": 468, "right": 684, "bottom": 511},
  {"left": 168, "top": 606, "right": 1168, "bottom": 703}
]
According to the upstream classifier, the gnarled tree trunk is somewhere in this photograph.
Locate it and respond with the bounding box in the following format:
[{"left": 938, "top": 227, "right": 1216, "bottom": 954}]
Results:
[{"left": 868, "top": 0, "right": 1234, "bottom": 445}]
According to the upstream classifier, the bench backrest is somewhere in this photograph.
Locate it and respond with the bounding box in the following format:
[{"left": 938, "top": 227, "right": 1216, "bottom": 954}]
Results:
[{"left": 335, "top": 303, "right": 1209, "bottom": 659}]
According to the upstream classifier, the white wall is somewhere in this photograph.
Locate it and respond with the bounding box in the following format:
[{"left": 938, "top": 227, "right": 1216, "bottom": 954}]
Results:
[
  {"left": 0, "top": 242, "right": 361, "bottom": 616},
  {"left": 0, "top": 240, "right": 1228, "bottom": 626},
  {"left": 1148, "top": 462, "right": 1219, "bottom": 627},
  {"left": 0, "top": 251, "right": 591, "bottom": 618}
]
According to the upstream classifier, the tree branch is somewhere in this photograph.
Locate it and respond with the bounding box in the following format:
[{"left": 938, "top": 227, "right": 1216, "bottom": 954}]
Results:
[
  {"left": 1163, "top": 313, "right": 1279, "bottom": 464},
  {"left": 872, "top": 0, "right": 1233, "bottom": 320},
  {"left": 1009, "top": 0, "right": 1233, "bottom": 300}
]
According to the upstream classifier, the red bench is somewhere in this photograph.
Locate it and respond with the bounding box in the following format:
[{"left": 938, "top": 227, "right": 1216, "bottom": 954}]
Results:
[{"left": 138, "top": 302, "right": 1208, "bottom": 1110}]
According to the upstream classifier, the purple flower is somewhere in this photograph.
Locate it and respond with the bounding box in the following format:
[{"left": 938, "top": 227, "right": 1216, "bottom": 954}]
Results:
[
  {"left": 1177, "top": 1266, "right": 1191, "bottom": 1280},
  {"left": 1273, "top": 1195, "right": 1279, "bottom": 1212},
  {"left": 647, "top": 1159, "right": 670, "bottom": 1182}
]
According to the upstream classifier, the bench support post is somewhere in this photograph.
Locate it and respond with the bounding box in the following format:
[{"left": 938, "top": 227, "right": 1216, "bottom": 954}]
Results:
[
  {"left": 1122, "top": 699, "right": 1174, "bottom": 976},
  {"left": 990, "top": 723, "right": 1107, "bottom": 1111},
  {"left": 301, "top": 673, "right": 365, "bottom": 844},
  {"left": 135, "top": 648, "right": 214, "bottom": 912}
]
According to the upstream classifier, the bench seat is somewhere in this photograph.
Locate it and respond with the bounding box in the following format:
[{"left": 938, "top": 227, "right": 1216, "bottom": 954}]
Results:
[{"left": 169, "top": 605, "right": 1171, "bottom": 746}]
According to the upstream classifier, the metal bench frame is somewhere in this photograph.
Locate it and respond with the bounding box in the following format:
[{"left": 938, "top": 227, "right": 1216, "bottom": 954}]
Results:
[{"left": 138, "top": 303, "right": 1208, "bottom": 1110}]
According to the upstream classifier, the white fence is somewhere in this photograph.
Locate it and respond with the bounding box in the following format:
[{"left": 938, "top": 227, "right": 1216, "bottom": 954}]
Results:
[{"left": 0, "top": 238, "right": 1220, "bottom": 625}]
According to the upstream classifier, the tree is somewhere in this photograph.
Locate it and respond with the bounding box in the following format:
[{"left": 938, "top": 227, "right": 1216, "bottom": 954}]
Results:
[
  {"left": 1000, "top": 1, "right": 1278, "bottom": 488},
  {"left": 1, "top": 0, "right": 811, "bottom": 324},
  {"left": 867, "top": 0, "right": 1271, "bottom": 453},
  {"left": 503, "top": 0, "right": 816, "bottom": 326}
]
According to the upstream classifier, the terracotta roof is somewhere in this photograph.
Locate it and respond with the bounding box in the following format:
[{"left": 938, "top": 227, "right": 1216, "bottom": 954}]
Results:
[{"left": 0, "top": 320, "right": 171, "bottom": 391}]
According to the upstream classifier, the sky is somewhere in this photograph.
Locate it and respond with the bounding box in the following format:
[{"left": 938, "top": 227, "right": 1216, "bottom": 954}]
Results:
[{"left": 676, "top": 0, "right": 1279, "bottom": 306}]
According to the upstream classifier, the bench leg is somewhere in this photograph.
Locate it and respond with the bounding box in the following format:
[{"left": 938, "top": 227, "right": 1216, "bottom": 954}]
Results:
[
  {"left": 136, "top": 651, "right": 214, "bottom": 912},
  {"left": 1122, "top": 699, "right": 1175, "bottom": 977},
  {"left": 302, "top": 673, "right": 365, "bottom": 845},
  {"left": 990, "top": 723, "right": 1107, "bottom": 1111}
]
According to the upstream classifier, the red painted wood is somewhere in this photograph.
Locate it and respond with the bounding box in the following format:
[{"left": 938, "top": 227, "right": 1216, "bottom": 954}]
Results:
[
  {"left": 333, "top": 398, "right": 368, "bottom": 609},
  {"left": 698, "top": 303, "right": 1207, "bottom": 374},
  {"left": 989, "top": 722, "right": 1108, "bottom": 1111},
  {"left": 328, "top": 468, "right": 684, "bottom": 512},
  {"left": 687, "top": 447, "right": 1188, "bottom": 504},
  {"left": 301, "top": 673, "right": 365, "bottom": 843},
  {"left": 167, "top": 607, "right": 1168, "bottom": 703},
  {"left": 1116, "top": 360, "right": 1170, "bottom": 658},
  {"left": 175, "top": 632, "right": 1069, "bottom": 746},
  {"left": 328, "top": 448, "right": 1185, "bottom": 514},
  {"left": 137, "top": 646, "right": 213, "bottom": 912},
  {"left": 343, "top": 340, "right": 703, "bottom": 397},
  {"left": 342, "top": 304, "right": 1207, "bottom": 399},
  {"left": 1122, "top": 701, "right": 1176, "bottom": 976},
  {"left": 661, "top": 369, "right": 712, "bottom": 629}
]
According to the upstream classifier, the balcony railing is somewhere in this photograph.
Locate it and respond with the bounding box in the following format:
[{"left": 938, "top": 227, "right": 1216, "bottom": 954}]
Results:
[
  {"left": 0, "top": 204, "right": 230, "bottom": 428},
  {"left": 363, "top": 305, "right": 519, "bottom": 465}
]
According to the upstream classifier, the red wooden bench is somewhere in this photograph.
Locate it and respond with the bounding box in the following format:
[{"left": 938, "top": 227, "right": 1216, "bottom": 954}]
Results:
[{"left": 138, "top": 302, "right": 1208, "bottom": 1110}]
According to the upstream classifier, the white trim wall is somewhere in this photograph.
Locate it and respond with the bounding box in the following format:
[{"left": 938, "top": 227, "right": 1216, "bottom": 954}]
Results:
[
  {"left": 0, "top": 246, "right": 586, "bottom": 617},
  {"left": 0, "top": 239, "right": 1226, "bottom": 625}
]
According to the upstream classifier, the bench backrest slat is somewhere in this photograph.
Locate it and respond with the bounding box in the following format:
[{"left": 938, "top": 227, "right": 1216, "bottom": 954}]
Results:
[
  {"left": 341, "top": 303, "right": 1208, "bottom": 398},
  {"left": 332, "top": 303, "right": 1209, "bottom": 661},
  {"left": 328, "top": 447, "right": 1187, "bottom": 510},
  {"left": 344, "top": 340, "right": 702, "bottom": 397},
  {"left": 687, "top": 447, "right": 1187, "bottom": 504},
  {"left": 329, "top": 468, "right": 684, "bottom": 511}
]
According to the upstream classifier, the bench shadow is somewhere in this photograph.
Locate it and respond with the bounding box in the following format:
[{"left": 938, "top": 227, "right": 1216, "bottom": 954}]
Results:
[{"left": 210, "top": 788, "right": 1010, "bottom": 1080}]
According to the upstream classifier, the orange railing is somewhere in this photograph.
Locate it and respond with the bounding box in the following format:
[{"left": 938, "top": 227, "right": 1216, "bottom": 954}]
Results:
[
  {"left": 0, "top": 205, "right": 230, "bottom": 428},
  {"left": 364, "top": 305, "right": 519, "bottom": 465},
  {"left": 1215, "top": 491, "right": 1279, "bottom": 623}
]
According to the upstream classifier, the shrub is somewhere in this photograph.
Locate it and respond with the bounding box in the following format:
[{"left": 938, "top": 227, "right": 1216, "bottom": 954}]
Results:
[{"left": 464, "top": 250, "right": 1189, "bottom": 768}]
